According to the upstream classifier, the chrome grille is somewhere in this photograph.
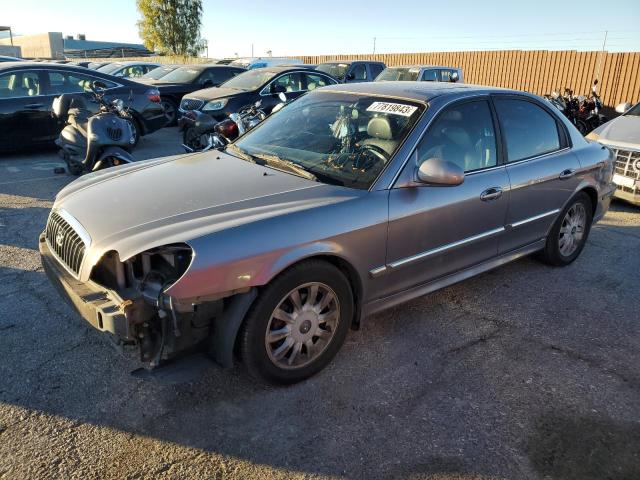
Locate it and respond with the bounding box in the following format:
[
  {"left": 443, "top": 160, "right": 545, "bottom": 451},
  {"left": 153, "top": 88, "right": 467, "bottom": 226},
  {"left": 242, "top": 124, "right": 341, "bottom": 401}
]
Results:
[
  {"left": 180, "top": 98, "right": 205, "bottom": 111},
  {"left": 45, "top": 212, "right": 86, "bottom": 275},
  {"left": 613, "top": 148, "right": 640, "bottom": 194}
]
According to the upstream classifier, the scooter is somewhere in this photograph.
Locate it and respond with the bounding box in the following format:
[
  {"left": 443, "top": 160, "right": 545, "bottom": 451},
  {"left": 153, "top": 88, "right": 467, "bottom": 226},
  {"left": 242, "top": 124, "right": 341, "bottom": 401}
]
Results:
[
  {"left": 53, "top": 81, "right": 136, "bottom": 175},
  {"left": 180, "top": 93, "right": 288, "bottom": 153}
]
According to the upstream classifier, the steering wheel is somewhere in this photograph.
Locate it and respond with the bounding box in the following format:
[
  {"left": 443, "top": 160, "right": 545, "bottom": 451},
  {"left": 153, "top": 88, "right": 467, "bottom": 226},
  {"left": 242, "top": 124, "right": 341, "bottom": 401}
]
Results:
[{"left": 354, "top": 143, "right": 390, "bottom": 170}]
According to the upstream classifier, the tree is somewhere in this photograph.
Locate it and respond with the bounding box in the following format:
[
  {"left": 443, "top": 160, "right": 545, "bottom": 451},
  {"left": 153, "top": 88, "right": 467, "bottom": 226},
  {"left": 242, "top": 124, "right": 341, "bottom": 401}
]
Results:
[{"left": 137, "top": 0, "right": 204, "bottom": 57}]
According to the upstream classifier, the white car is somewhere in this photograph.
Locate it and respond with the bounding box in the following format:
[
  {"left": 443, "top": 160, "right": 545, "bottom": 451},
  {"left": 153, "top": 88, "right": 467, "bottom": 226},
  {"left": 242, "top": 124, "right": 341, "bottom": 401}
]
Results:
[{"left": 587, "top": 102, "right": 640, "bottom": 206}]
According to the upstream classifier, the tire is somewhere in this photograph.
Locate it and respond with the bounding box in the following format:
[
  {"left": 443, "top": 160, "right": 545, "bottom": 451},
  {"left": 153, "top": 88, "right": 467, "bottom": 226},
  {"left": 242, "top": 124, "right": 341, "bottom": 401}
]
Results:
[
  {"left": 538, "top": 192, "right": 593, "bottom": 266},
  {"left": 182, "top": 126, "right": 208, "bottom": 152},
  {"left": 160, "top": 97, "right": 178, "bottom": 127},
  {"left": 238, "top": 260, "right": 353, "bottom": 384}
]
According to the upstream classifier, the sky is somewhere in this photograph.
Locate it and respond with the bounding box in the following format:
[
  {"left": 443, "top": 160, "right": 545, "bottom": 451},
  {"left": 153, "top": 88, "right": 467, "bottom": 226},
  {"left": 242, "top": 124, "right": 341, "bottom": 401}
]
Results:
[{"left": 4, "top": 0, "right": 640, "bottom": 58}]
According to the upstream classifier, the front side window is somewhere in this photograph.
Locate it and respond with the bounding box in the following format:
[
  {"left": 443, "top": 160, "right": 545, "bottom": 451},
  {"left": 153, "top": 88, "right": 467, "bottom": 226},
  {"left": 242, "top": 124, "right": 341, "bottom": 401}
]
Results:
[
  {"left": 421, "top": 69, "right": 438, "bottom": 81},
  {"left": 416, "top": 100, "right": 497, "bottom": 173},
  {"left": 47, "top": 71, "right": 116, "bottom": 94},
  {"left": 351, "top": 64, "right": 367, "bottom": 81},
  {"left": 233, "top": 92, "right": 424, "bottom": 190},
  {"left": 494, "top": 98, "right": 561, "bottom": 162},
  {"left": 270, "top": 73, "right": 304, "bottom": 93},
  {"left": 0, "top": 71, "right": 41, "bottom": 98},
  {"left": 439, "top": 70, "right": 455, "bottom": 82}
]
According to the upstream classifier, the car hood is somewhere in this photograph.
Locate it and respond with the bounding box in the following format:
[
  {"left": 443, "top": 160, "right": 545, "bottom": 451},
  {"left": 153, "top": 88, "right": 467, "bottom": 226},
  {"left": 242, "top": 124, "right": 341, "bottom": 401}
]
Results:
[
  {"left": 52, "top": 152, "right": 351, "bottom": 274},
  {"left": 185, "top": 86, "right": 245, "bottom": 101},
  {"left": 593, "top": 115, "right": 640, "bottom": 148}
]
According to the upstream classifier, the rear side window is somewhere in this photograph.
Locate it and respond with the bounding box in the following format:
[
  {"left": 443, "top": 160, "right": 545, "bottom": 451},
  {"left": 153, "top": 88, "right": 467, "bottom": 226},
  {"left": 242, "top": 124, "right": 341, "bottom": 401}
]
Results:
[
  {"left": 416, "top": 100, "right": 497, "bottom": 173},
  {"left": 369, "top": 63, "right": 384, "bottom": 79},
  {"left": 351, "top": 64, "right": 367, "bottom": 81},
  {"left": 0, "top": 71, "right": 41, "bottom": 98},
  {"left": 494, "top": 98, "right": 561, "bottom": 162},
  {"left": 48, "top": 71, "right": 116, "bottom": 94}
]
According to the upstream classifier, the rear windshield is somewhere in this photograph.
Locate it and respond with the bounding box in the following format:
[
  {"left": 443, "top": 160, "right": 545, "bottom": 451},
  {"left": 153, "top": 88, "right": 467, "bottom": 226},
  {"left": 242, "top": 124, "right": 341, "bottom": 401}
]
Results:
[
  {"left": 376, "top": 67, "right": 420, "bottom": 82},
  {"left": 316, "top": 63, "right": 349, "bottom": 80}
]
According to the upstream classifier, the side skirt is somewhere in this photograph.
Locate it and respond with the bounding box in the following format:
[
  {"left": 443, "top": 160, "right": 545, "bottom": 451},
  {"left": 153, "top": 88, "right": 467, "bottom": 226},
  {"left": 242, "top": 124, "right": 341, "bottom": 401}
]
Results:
[{"left": 362, "top": 239, "right": 545, "bottom": 318}]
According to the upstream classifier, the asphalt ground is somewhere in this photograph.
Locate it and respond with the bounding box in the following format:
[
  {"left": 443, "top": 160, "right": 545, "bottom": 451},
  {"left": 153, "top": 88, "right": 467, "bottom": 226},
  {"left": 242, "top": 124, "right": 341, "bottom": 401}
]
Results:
[{"left": 1, "top": 128, "right": 639, "bottom": 479}]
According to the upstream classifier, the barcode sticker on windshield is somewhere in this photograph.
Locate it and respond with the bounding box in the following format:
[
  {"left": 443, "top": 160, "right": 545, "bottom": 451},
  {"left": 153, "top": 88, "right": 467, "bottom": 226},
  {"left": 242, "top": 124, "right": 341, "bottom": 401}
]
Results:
[{"left": 367, "top": 102, "right": 418, "bottom": 117}]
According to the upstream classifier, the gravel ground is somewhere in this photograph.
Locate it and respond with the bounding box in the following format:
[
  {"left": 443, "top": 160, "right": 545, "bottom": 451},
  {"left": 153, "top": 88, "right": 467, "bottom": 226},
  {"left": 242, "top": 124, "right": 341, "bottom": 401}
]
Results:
[{"left": 1, "top": 129, "right": 639, "bottom": 480}]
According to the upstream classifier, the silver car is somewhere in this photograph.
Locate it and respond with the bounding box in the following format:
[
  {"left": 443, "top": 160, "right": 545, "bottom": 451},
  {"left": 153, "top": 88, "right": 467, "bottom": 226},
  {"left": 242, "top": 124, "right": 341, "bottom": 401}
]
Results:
[
  {"left": 587, "top": 101, "right": 640, "bottom": 206},
  {"left": 40, "top": 82, "right": 615, "bottom": 384}
]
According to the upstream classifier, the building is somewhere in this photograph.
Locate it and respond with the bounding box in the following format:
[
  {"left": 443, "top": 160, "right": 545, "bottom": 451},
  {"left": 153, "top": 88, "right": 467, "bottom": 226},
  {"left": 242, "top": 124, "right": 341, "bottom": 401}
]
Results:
[{"left": 0, "top": 31, "right": 151, "bottom": 59}]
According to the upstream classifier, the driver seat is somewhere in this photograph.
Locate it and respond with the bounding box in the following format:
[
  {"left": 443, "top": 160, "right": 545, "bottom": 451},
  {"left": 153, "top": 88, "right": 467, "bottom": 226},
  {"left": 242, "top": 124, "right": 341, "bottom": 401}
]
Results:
[{"left": 361, "top": 116, "right": 398, "bottom": 156}]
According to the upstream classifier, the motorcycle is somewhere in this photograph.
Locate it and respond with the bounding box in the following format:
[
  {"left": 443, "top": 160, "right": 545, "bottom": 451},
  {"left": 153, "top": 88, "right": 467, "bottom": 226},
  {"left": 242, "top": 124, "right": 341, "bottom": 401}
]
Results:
[
  {"left": 53, "top": 81, "right": 136, "bottom": 175},
  {"left": 545, "top": 80, "right": 607, "bottom": 135},
  {"left": 180, "top": 93, "right": 288, "bottom": 153},
  {"left": 579, "top": 79, "right": 608, "bottom": 133}
]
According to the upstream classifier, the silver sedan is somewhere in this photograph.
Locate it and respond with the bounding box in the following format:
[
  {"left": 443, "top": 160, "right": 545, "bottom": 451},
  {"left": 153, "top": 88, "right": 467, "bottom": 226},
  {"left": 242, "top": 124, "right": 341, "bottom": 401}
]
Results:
[{"left": 40, "top": 82, "right": 616, "bottom": 384}]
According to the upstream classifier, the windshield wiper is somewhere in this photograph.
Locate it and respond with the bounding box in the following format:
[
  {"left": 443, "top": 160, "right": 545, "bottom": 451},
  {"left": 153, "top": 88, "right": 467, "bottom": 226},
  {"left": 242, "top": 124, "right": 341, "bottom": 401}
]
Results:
[{"left": 250, "top": 153, "right": 317, "bottom": 181}]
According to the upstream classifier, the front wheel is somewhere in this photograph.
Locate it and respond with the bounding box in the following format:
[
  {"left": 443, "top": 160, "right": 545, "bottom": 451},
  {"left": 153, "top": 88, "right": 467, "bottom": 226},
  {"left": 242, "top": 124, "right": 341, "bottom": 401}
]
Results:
[
  {"left": 238, "top": 260, "right": 353, "bottom": 384},
  {"left": 538, "top": 192, "right": 593, "bottom": 266}
]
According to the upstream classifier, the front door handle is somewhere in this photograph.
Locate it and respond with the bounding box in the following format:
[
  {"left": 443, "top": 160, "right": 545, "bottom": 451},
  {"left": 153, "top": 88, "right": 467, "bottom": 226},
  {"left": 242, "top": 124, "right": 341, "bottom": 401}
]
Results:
[
  {"left": 480, "top": 187, "right": 503, "bottom": 201},
  {"left": 24, "top": 103, "right": 44, "bottom": 109},
  {"left": 559, "top": 169, "right": 576, "bottom": 180}
]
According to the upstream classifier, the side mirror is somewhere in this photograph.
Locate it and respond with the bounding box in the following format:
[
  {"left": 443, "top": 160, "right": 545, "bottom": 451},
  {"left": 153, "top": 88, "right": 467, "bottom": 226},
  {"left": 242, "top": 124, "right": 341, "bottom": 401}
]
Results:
[
  {"left": 278, "top": 92, "right": 287, "bottom": 103},
  {"left": 615, "top": 102, "right": 632, "bottom": 114},
  {"left": 416, "top": 157, "right": 464, "bottom": 186},
  {"left": 450, "top": 71, "right": 460, "bottom": 83},
  {"left": 270, "top": 83, "right": 286, "bottom": 94}
]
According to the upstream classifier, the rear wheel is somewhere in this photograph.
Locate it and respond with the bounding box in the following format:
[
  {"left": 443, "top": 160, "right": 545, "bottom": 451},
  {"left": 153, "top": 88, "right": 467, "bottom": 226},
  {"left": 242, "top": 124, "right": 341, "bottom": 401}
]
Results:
[
  {"left": 182, "top": 127, "right": 209, "bottom": 152},
  {"left": 538, "top": 192, "right": 593, "bottom": 266},
  {"left": 239, "top": 260, "right": 353, "bottom": 384}
]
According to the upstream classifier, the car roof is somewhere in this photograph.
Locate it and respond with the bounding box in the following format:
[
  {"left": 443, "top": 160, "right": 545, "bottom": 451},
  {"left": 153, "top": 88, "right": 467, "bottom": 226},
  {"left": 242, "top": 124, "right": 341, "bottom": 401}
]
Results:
[
  {"left": 253, "top": 65, "right": 327, "bottom": 74},
  {"left": 318, "top": 81, "right": 515, "bottom": 103},
  {"left": 386, "top": 65, "right": 459, "bottom": 69},
  {"left": 0, "top": 61, "right": 138, "bottom": 84}
]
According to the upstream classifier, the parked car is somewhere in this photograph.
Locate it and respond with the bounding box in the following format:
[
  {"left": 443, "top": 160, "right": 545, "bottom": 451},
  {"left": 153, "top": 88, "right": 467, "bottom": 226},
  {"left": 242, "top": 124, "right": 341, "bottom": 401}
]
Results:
[
  {"left": 87, "top": 61, "right": 112, "bottom": 70},
  {"left": 0, "top": 56, "right": 24, "bottom": 62},
  {"left": 97, "top": 61, "right": 160, "bottom": 79},
  {"left": 69, "top": 61, "right": 92, "bottom": 68},
  {"left": 0, "top": 62, "right": 165, "bottom": 151},
  {"left": 40, "top": 81, "right": 614, "bottom": 384},
  {"left": 137, "top": 64, "right": 245, "bottom": 125},
  {"left": 316, "top": 60, "right": 386, "bottom": 83},
  {"left": 376, "top": 65, "right": 464, "bottom": 83},
  {"left": 179, "top": 66, "right": 337, "bottom": 121},
  {"left": 140, "top": 64, "right": 181, "bottom": 81},
  {"left": 229, "top": 57, "right": 304, "bottom": 70},
  {"left": 586, "top": 101, "right": 640, "bottom": 206}
]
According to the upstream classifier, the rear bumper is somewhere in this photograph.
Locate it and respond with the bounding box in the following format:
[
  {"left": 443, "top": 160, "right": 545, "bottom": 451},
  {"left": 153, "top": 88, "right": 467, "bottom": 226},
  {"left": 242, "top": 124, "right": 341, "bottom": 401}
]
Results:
[{"left": 39, "top": 233, "right": 136, "bottom": 342}]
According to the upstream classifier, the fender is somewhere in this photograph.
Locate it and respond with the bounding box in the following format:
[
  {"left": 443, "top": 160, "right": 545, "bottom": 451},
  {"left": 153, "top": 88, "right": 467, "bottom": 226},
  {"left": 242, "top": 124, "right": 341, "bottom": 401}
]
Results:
[{"left": 93, "top": 147, "right": 134, "bottom": 171}]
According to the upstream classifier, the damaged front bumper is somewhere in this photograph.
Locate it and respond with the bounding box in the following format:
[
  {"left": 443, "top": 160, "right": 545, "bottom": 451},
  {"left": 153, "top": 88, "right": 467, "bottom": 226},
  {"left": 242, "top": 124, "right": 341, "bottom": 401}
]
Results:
[{"left": 39, "top": 233, "right": 142, "bottom": 343}]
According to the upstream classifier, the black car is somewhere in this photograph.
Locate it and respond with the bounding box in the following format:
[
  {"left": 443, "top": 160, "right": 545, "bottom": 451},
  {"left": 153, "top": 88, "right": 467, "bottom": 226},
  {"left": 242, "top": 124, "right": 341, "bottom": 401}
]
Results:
[
  {"left": 315, "top": 61, "right": 386, "bottom": 83},
  {"left": 88, "top": 61, "right": 111, "bottom": 70},
  {"left": 0, "top": 56, "right": 24, "bottom": 62},
  {"left": 0, "top": 62, "right": 166, "bottom": 152},
  {"left": 137, "top": 64, "right": 245, "bottom": 125},
  {"left": 179, "top": 66, "right": 337, "bottom": 121}
]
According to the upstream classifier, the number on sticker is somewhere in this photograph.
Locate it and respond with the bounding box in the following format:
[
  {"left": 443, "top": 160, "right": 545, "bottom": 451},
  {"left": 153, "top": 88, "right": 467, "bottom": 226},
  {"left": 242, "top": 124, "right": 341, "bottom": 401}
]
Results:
[{"left": 367, "top": 102, "right": 418, "bottom": 117}]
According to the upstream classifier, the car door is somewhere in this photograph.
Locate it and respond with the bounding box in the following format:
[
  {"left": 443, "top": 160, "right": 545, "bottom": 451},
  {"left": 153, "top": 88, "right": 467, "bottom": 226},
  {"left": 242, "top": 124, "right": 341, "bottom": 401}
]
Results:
[
  {"left": 492, "top": 95, "right": 581, "bottom": 254},
  {"left": 384, "top": 98, "right": 509, "bottom": 296},
  {"left": 0, "top": 69, "right": 51, "bottom": 148}
]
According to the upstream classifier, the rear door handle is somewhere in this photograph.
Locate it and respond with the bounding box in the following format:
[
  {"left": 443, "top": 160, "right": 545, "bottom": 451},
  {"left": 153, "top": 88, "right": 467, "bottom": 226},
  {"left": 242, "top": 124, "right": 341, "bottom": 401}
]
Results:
[
  {"left": 24, "top": 103, "right": 44, "bottom": 109},
  {"left": 480, "top": 187, "right": 503, "bottom": 201},
  {"left": 559, "top": 169, "right": 576, "bottom": 180}
]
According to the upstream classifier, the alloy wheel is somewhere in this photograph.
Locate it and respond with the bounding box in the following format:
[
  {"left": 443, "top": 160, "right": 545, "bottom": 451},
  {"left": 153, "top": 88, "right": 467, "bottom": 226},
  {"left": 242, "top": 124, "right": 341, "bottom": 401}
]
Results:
[
  {"left": 558, "top": 202, "right": 586, "bottom": 256},
  {"left": 161, "top": 100, "right": 176, "bottom": 125},
  {"left": 265, "top": 282, "right": 340, "bottom": 370}
]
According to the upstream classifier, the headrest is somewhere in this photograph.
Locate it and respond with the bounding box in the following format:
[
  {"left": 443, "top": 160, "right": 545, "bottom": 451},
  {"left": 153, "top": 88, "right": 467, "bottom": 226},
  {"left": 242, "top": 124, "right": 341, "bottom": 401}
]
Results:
[{"left": 367, "top": 116, "right": 393, "bottom": 140}]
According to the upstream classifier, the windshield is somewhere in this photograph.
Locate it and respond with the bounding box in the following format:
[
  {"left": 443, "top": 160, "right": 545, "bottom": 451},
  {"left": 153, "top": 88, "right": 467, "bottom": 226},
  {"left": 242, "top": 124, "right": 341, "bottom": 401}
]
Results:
[
  {"left": 233, "top": 92, "right": 424, "bottom": 190},
  {"left": 142, "top": 66, "right": 177, "bottom": 80},
  {"left": 375, "top": 67, "right": 420, "bottom": 82},
  {"left": 316, "top": 63, "right": 349, "bottom": 80},
  {"left": 625, "top": 102, "right": 640, "bottom": 116},
  {"left": 221, "top": 69, "right": 276, "bottom": 91},
  {"left": 157, "top": 67, "right": 202, "bottom": 83},
  {"left": 97, "top": 63, "right": 123, "bottom": 74}
]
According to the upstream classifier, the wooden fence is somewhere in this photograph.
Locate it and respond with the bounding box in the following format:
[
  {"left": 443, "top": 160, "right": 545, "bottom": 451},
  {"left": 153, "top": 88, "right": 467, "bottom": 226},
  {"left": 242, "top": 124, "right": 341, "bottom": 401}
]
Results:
[{"left": 90, "top": 50, "right": 640, "bottom": 108}]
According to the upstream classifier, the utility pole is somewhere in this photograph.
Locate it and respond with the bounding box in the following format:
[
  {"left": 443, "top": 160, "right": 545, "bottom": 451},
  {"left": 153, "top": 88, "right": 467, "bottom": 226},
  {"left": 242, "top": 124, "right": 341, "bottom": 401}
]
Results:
[
  {"left": 251, "top": 43, "right": 254, "bottom": 57},
  {"left": 372, "top": 37, "right": 376, "bottom": 55},
  {"left": 594, "top": 30, "right": 608, "bottom": 83}
]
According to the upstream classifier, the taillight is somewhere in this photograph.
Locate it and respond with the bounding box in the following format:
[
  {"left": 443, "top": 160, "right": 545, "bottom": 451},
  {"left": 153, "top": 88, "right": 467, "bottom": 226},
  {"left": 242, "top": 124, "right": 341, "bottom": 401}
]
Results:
[
  {"left": 215, "top": 119, "right": 239, "bottom": 140},
  {"left": 146, "top": 88, "right": 161, "bottom": 103}
]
